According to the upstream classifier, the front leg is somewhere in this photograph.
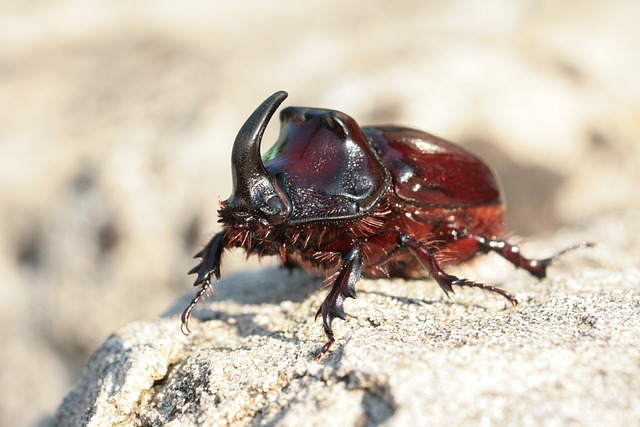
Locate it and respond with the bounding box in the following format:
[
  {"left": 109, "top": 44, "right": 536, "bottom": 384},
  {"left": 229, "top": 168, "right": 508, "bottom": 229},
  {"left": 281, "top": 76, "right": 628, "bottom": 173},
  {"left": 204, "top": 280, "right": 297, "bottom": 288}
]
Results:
[
  {"left": 315, "top": 247, "right": 362, "bottom": 358},
  {"left": 181, "top": 228, "right": 228, "bottom": 334}
]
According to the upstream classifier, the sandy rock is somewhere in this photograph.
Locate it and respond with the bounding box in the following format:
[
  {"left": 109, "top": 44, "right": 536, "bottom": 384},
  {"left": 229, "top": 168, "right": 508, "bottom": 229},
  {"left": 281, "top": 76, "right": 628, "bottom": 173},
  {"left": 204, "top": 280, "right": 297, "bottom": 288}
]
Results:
[{"left": 48, "top": 210, "right": 640, "bottom": 426}]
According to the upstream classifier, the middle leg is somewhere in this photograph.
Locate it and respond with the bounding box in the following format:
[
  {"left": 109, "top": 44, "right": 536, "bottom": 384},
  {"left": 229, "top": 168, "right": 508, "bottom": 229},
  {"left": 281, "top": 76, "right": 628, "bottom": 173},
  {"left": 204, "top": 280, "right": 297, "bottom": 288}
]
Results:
[{"left": 399, "top": 234, "right": 518, "bottom": 305}]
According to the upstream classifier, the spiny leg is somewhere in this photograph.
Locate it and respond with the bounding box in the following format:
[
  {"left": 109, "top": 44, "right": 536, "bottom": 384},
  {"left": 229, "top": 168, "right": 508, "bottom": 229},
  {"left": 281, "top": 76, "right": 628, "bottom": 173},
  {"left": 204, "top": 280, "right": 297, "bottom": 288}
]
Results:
[
  {"left": 181, "top": 229, "right": 228, "bottom": 334},
  {"left": 315, "top": 247, "right": 362, "bottom": 358},
  {"left": 473, "top": 236, "right": 594, "bottom": 278},
  {"left": 181, "top": 278, "right": 212, "bottom": 334},
  {"left": 400, "top": 234, "right": 518, "bottom": 305},
  {"left": 188, "top": 228, "right": 228, "bottom": 285}
]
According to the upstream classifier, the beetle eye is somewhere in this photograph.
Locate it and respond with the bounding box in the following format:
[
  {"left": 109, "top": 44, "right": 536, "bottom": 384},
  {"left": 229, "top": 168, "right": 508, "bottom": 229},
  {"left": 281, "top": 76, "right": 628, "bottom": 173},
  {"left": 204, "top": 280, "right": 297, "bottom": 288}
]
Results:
[
  {"left": 263, "top": 195, "right": 285, "bottom": 216},
  {"left": 257, "top": 194, "right": 289, "bottom": 225}
]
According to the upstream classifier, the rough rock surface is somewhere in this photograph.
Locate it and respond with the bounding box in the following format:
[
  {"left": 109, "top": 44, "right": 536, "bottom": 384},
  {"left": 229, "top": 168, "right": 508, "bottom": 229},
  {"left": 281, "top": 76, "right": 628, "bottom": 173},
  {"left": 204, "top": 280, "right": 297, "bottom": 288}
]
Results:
[{"left": 48, "top": 209, "right": 640, "bottom": 426}]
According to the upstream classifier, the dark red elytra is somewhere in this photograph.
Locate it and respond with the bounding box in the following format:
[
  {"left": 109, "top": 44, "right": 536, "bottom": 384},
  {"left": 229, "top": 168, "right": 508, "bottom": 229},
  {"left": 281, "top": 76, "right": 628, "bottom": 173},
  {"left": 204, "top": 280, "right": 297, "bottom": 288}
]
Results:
[{"left": 181, "top": 91, "right": 590, "bottom": 357}]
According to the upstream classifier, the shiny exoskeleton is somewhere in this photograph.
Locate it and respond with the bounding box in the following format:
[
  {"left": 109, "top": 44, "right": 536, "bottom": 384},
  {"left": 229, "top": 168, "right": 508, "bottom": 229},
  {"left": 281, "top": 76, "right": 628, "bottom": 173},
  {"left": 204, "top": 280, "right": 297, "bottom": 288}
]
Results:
[{"left": 181, "top": 91, "right": 589, "bottom": 357}]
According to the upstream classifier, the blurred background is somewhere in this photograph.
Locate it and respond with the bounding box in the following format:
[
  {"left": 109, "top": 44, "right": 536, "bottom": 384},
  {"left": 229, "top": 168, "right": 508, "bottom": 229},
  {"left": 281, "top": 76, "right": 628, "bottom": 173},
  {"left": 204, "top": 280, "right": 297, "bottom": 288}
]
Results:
[{"left": 1, "top": 1, "right": 639, "bottom": 425}]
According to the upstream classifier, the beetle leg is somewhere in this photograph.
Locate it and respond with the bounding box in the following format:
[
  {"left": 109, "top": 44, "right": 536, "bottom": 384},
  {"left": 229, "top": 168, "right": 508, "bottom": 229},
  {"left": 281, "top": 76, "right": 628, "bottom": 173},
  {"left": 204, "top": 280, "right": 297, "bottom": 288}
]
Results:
[
  {"left": 189, "top": 228, "right": 228, "bottom": 285},
  {"left": 315, "top": 247, "right": 362, "bottom": 358},
  {"left": 180, "top": 278, "right": 212, "bottom": 335},
  {"left": 473, "top": 236, "right": 593, "bottom": 279},
  {"left": 182, "top": 229, "right": 228, "bottom": 334},
  {"left": 281, "top": 258, "right": 302, "bottom": 272},
  {"left": 400, "top": 234, "right": 518, "bottom": 305}
]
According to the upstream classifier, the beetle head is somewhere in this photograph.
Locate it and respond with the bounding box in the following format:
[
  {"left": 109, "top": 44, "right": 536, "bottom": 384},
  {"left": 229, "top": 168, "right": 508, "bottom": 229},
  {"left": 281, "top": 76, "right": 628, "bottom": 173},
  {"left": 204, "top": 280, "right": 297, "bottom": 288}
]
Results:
[{"left": 220, "top": 91, "right": 291, "bottom": 227}]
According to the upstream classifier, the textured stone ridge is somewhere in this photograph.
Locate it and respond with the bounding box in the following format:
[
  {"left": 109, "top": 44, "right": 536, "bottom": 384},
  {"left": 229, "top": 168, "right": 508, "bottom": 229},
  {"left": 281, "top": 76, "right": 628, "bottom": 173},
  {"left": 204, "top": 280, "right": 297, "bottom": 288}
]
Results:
[
  {"left": 48, "top": 210, "right": 640, "bottom": 426},
  {"left": 51, "top": 321, "right": 189, "bottom": 426}
]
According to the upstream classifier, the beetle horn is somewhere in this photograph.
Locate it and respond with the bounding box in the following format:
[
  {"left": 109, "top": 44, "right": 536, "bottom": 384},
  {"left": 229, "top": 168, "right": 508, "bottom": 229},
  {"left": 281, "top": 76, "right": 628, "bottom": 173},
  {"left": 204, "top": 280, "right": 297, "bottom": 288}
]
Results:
[{"left": 227, "top": 91, "right": 289, "bottom": 219}]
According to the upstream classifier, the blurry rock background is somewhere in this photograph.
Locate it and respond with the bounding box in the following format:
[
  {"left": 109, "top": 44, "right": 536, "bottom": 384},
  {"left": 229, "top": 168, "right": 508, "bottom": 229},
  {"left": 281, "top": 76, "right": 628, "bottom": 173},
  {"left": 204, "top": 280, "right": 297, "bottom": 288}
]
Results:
[{"left": 0, "top": 1, "right": 638, "bottom": 426}]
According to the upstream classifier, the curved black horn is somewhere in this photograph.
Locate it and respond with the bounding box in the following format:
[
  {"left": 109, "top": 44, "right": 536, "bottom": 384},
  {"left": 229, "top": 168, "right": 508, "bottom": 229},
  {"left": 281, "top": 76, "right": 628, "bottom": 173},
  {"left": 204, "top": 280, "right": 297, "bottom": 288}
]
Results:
[
  {"left": 231, "top": 91, "right": 287, "bottom": 180},
  {"left": 227, "top": 91, "right": 289, "bottom": 218}
]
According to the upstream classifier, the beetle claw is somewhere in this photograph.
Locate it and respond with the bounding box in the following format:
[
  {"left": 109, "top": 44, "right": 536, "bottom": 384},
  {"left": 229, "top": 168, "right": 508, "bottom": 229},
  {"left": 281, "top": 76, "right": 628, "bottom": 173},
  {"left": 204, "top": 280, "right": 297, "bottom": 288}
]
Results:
[
  {"left": 180, "top": 320, "right": 191, "bottom": 335},
  {"left": 314, "top": 302, "right": 338, "bottom": 360},
  {"left": 452, "top": 278, "right": 519, "bottom": 306},
  {"left": 315, "top": 335, "right": 335, "bottom": 360},
  {"left": 549, "top": 241, "right": 595, "bottom": 263},
  {"left": 181, "top": 279, "right": 213, "bottom": 335}
]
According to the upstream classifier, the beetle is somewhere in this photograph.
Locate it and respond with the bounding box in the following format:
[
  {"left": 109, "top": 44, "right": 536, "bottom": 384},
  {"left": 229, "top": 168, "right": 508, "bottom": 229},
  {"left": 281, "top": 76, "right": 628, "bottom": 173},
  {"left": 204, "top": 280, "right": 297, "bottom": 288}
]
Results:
[{"left": 181, "top": 90, "right": 589, "bottom": 356}]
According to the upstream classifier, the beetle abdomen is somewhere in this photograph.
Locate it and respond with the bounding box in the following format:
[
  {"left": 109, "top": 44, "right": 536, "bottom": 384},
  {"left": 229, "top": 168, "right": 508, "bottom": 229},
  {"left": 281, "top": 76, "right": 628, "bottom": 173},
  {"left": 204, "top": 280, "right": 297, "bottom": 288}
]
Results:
[{"left": 364, "top": 126, "right": 502, "bottom": 208}]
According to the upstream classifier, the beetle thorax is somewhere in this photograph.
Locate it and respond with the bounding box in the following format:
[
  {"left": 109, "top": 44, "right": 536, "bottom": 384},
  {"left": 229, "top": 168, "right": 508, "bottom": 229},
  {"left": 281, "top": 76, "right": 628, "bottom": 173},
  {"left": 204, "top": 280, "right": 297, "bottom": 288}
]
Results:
[{"left": 220, "top": 195, "right": 394, "bottom": 269}]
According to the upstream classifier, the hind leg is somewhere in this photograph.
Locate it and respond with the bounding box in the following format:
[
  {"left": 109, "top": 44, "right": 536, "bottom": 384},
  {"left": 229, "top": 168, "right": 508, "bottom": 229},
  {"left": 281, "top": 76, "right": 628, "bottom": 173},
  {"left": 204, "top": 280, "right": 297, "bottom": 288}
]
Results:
[
  {"left": 472, "top": 236, "right": 593, "bottom": 278},
  {"left": 399, "top": 231, "right": 591, "bottom": 305}
]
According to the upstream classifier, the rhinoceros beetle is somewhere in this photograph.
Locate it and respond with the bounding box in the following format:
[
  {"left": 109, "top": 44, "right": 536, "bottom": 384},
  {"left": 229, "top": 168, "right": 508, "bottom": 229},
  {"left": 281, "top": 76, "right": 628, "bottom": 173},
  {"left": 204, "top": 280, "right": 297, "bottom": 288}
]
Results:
[{"left": 181, "top": 91, "right": 590, "bottom": 356}]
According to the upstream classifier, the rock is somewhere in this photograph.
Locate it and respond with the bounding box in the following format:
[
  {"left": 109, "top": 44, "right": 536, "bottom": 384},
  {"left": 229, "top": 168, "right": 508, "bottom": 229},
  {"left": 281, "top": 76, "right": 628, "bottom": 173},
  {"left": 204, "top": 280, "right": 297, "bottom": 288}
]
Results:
[{"left": 48, "top": 210, "right": 640, "bottom": 426}]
